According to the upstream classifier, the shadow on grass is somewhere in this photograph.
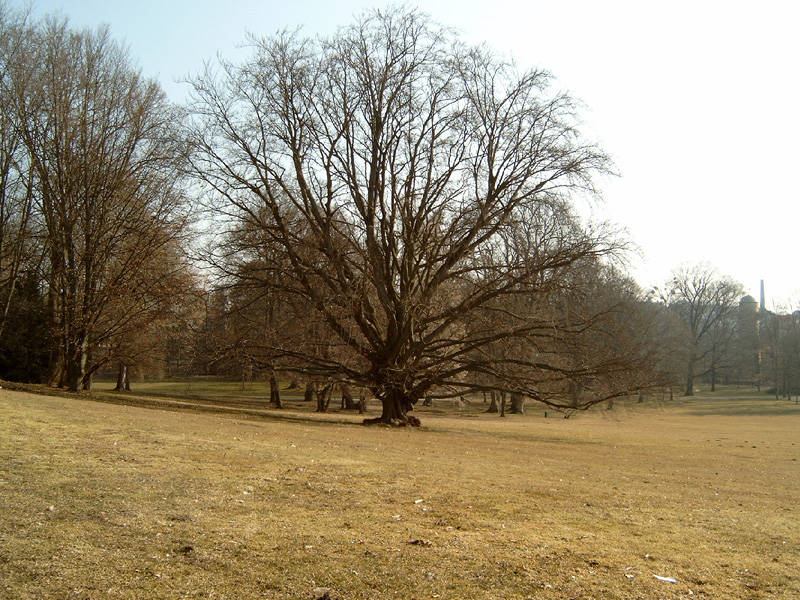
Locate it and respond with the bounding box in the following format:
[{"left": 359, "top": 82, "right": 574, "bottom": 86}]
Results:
[
  {"left": 671, "top": 393, "right": 800, "bottom": 416},
  {"left": 0, "top": 380, "right": 368, "bottom": 429},
  {"left": 685, "top": 403, "right": 800, "bottom": 416}
]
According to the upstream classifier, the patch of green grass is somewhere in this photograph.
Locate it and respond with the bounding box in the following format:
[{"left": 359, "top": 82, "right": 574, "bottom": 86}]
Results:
[{"left": 1, "top": 387, "right": 798, "bottom": 599}]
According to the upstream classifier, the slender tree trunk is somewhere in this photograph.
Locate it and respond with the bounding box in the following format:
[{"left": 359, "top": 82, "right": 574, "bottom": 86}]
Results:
[
  {"left": 314, "top": 382, "right": 332, "bottom": 413},
  {"left": 500, "top": 391, "right": 506, "bottom": 418},
  {"left": 269, "top": 370, "right": 282, "bottom": 408},
  {"left": 114, "top": 362, "right": 127, "bottom": 391},
  {"left": 710, "top": 365, "right": 716, "bottom": 392},
  {"left": 81, "top": 357, "right": 104, "bottom": 391},
  {"left": 340, "top": 383, "right": 358, "bottom": 409},
  {"left": 358, "top": 390, "right": 367, "bottom": 414},
  {"left": 684, "top": 355, "right": 695, "bottom": 396},
  {"left": 48, "top": 353, "right": 64, "bottom": 388},
  {"left": 123, "top": 366, "right": 130, "bottom": 391},
  {"left": 486, "top": 390, "right": 499, "bottom": 413}
]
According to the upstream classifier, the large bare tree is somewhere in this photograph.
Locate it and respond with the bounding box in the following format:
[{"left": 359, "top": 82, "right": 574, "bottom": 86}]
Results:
[{"left": 189, "top": 8, "right": 649, "bottom": 424}]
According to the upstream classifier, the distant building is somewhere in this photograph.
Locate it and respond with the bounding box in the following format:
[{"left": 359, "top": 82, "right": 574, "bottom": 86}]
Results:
[
  {"left": 736, "top": 293, "right": 761, "bottom": 385},
  {"left": 736, "top": 280, "right": 800, "bottom": 394}
]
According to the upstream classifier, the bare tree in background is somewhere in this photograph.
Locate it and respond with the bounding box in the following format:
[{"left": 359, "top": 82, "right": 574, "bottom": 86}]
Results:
[
  {"left": 657, "top": 264, "right": 744, "bottom": 396},
  {"left": 94, "top": 240, "right": 194, "bottom": 391},
  {"left": 189, "top": 8, "right": 654, "bottom": 425},
  {"left": 760, "top": 306, "right": 800, "bottom": 401}
]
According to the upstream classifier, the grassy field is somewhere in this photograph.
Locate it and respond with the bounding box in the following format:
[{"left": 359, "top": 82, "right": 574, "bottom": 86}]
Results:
[{"left": 1, "top": 385, "right": 798, "bottom": 599}]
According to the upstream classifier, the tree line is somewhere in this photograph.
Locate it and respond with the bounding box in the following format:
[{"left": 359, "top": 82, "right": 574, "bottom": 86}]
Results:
[{"left": 0, "top": 5, "right": 795, "bottom": 424}]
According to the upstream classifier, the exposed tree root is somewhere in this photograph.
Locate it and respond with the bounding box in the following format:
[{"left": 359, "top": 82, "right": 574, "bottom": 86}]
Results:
[{"left": 362, "top": 415, "right": 421, "bottom": 427}]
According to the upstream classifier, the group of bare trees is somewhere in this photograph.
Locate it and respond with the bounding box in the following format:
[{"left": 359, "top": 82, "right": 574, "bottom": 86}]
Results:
[
  {"left": 760, "top": 309, "right": 800, "bottom": 401},
  {"left": 654, "top": 262, "right": 800, "bottom": 399},
  {"left": 654, "top": 264, "right": 744, "bottom": 395},
  {"left": 9, "top": 5, "right": 779, "bottom": 422},
  {"left": 0, "top": 5, "right": 192, "bottom": 390}
]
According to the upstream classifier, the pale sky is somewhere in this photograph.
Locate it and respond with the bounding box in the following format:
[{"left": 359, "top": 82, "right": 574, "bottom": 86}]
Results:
[{"left": 17, "top": 0, "right": 800, "bottom": 306}]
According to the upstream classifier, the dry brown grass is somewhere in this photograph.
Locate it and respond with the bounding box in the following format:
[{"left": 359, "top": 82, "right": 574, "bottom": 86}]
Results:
[{"left": 1, "top": 386, "right": 798, "bottom": 599}]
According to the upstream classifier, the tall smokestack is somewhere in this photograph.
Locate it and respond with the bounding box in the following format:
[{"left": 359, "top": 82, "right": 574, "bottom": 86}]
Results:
[{"left": 760, "top": 280, "right": 765, "bottom": 313}]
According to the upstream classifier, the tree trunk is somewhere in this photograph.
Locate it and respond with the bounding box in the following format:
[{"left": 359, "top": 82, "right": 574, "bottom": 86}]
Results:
[
  {"left": 114, "top": 362, "right": 127, "bottom": 391},
  {"left": 500, "top": 391, "right": 506, "bottom": 418},
  {"left": 48, "top": 357, "right": 64, "bottom": 388},
  {"left": 82, "top": 338, "right": 93, "bottom": 389},
  {"left": 81, "top": 360, "right": 101, "bottom": 392},
  {"left": 64, "top": 334, "right": 89, "bottom": 392},
  {"left": 568, "top": 380, "right": 583, "bottom": 409},
  {"left": 358, "top": 390, "right": 367, "bottom": 414},
  {"left": 81, "top": 358, "right": 104, "bottom": 391},
  {"left": 124, "top": 366, "right": 131, "bottom": 391},
  {"left": 314, "top": 382, "right": 332, "bottom": 413},
  {"left": 509, "top": 392, "right": 525, "bottom": 414},
  {"left": 486, "top": 390, "right": 499, "bottom": 413},
  {"left": 710, "top": 365, "right": 716, "bottom": 392},
  {"left": 304, "top": 381, "right": 314, "bottom": 403},
  {"left": 340, "top": 383, "right": 358, "bottom": 409},
  {"left": 46, "top": 284, "right": 64, "bottom": 387},
  {"left": 269, "top": 370, "right": 282, "bottom": 408},
  {"left": 684, "top": 357, "right": 695, "bottom": 396},
  {"left": 363, "top": 388, "right": 420, "bottom": 426}
]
